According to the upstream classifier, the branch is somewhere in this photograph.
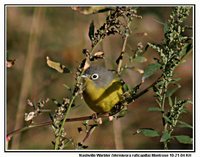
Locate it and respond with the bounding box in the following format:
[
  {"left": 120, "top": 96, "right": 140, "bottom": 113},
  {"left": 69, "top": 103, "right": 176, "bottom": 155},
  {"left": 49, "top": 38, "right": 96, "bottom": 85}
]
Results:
[
  {"left": 7, "top": 114, "right": 109, "bottom": 140},
  {"left": 116, "top": 25, "right": 130, "bottom": 74},
  {"left": 7, "top": 74, "right": 162, "bottom": 141}
]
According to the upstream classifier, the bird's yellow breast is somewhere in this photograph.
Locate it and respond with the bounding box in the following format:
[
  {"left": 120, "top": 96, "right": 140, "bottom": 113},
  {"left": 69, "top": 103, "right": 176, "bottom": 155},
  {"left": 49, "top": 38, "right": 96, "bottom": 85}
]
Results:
[{"left": 83, "top": 78, "right": 123, "bottom": 113}]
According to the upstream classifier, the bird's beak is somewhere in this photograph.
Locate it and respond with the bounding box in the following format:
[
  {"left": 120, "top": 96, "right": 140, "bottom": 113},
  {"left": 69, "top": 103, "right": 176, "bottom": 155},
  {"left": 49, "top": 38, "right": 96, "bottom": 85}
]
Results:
[{"left": 81, "top": 74, "right": 88, "bottom": 78}]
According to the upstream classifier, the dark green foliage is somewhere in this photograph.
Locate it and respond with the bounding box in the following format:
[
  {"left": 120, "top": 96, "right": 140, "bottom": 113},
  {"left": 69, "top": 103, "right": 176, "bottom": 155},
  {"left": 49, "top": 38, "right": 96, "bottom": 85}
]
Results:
[
  {"left": 160, "top": 131, "right": 171, "bottom": 142},
  {"left": 136, "top": 128, "right": 160, "bottom": 137},
  {"left": 142, "top": 63, "right": 161, "bottom": 80},
  {"left": 177, "top": 120, "right": 193, "bottom": 129},
  {"left": 137, "top": 6, "right": 193, "bottom": 149},
  {"left": 174, "top": 135, "right": 193, "bottom": 144},
  {"left": 131, "top": 55, "right": 147, "bottom": 63},
  {"left": 148, "top": 107, "right": 163, "bottom": 112}
]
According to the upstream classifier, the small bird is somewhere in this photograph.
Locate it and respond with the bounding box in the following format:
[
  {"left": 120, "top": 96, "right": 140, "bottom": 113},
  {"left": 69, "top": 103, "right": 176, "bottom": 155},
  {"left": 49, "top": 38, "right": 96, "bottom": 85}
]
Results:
[{"left": 82, "top": 65, "right": 123, "bottom": 113}]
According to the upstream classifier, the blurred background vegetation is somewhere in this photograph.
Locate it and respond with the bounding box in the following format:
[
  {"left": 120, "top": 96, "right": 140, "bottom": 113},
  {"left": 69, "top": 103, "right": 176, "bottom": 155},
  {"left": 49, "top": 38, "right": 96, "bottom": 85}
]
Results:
[{"left": 7, "top": 6, "right": 193, "bottom": 150}]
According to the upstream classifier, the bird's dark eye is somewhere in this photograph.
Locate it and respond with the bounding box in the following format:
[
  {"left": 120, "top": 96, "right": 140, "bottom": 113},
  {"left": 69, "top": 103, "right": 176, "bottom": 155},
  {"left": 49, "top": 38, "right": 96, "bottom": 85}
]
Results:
[{"left": 91, "top": 73, "right": 99, "bottom": 80}]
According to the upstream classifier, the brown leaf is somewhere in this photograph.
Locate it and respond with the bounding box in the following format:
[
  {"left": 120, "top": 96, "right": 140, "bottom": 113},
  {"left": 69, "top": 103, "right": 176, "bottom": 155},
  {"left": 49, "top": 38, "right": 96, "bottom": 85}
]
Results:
[
  {"left": 46, "top": 56, "right": 70, "bottom": 73},
  {"left": 83, "top": 59, "right": 90, "bottom": 70},
  {"left": 71, "top": 6, "right": 110, "bottom": 15},
  {"left": 93, "top": 51, "right": 104, "bottom": 58},
  {"left": 6, "top": 59, "right": 15, "bottom": 68}
]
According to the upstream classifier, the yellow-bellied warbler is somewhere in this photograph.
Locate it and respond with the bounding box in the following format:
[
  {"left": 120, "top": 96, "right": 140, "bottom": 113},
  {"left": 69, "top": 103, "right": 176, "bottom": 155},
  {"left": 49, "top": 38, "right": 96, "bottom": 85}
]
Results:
[{"left": 82, "top": 65, "right": 123, "bottom": 113}]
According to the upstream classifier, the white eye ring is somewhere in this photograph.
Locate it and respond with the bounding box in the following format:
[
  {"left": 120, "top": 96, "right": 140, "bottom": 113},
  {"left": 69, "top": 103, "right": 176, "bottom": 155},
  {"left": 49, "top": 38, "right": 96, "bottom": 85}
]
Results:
[{"left": 91, "top": 73, "right": 99, "bottom": 80}]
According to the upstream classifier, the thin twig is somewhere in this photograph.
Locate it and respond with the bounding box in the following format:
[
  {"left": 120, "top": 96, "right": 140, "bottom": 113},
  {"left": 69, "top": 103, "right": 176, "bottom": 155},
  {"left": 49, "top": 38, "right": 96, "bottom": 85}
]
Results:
[
  {"left": 113, "top": 24, "right": 130, "bottom": 150},
  {"left": 116, "top": 34, "right": 129, "bottom": 74},
  {"left": 54, "top": 34, "right": 104, "bottom": 149},
  {"left": 7, "top": 114, "right": 108, "bottom": 139},
  {"left": 7, "top": 74, "right": 162, "bottom": 141},
  {"left": 82, "top": 125, "right": 97, "bottom": 143},
  {"left": 54, "top": 96, "right": 76, "bottom": 149}
]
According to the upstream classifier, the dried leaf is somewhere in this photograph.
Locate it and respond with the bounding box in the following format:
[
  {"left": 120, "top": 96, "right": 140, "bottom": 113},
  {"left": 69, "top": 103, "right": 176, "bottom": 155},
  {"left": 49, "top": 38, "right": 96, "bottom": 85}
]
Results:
[
  {"left": 83, "top": 59, "right": 90, "bottom": 70},
  {"left": 93, "top": 51, "right": 104, "bottom": 58},
  {"left": 46, "top": 56, "right": 70, "bottom": 73},
  {"left": 88, "top": 21, "right": 95, "bottom": 41},
  {"left": 71, "top": 7, "right": 111, "bottom": 15},
  {"left": 97, "top": 118, "right": 102, "bottom": 124},
  {"left": 25, "top": 112, "right": 35, "bottom": 121},
  {"left": 109, "top": 116, "right": 114, "bottom": 121},
  {"left": 27, "top": 99, "right": 33, "bottom": 107},
  {"left": 6, "top": 59, "right": 15, "bottom": 68}
]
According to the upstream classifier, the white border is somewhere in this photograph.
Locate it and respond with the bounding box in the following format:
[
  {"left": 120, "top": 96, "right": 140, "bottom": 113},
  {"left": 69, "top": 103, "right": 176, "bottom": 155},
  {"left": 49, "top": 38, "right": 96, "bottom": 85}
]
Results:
[{"left": 1, "top": 1, "right": 199, "bottom": 157}]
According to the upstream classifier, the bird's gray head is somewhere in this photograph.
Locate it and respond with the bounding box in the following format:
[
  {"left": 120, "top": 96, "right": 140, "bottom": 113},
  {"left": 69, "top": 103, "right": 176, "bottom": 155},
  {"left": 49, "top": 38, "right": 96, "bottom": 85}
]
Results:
[{"left": 83, "top": 66, "right": 114, "bottom": 88}]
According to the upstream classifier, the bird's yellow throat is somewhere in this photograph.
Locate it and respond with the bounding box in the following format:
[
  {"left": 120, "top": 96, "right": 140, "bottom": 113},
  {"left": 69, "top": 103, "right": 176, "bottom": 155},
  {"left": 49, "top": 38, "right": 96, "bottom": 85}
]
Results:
[{"left": 83, "top": 77, "right": 123, "bottom": 113}]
